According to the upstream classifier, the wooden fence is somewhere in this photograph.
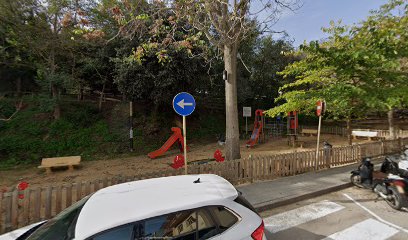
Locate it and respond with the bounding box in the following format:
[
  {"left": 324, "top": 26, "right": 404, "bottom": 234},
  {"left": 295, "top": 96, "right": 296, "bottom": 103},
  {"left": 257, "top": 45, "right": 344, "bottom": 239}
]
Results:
[
  {"left": 300, "top": 125, "right": 408, "bottom": 139},
  {"left": 1, "top": 138, "right": 406, "bottom": 234}
]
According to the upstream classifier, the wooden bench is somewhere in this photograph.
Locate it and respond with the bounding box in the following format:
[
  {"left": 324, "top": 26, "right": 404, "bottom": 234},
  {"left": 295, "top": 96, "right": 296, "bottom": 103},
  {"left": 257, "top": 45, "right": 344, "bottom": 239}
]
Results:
[
  {"left": 38, "top": 156, "right": 81, "bottom": 174},
  {"left": 351, "top": 130, "right": 382, "bottom": 141},
  {"left": 301, "top": 129, "right": 318, "bottom": 136}
]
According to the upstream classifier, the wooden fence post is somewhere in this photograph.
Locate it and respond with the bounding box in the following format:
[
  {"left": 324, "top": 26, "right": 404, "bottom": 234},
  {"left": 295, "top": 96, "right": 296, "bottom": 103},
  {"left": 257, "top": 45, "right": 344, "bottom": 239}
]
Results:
[
  {"left": 44, "top": 187, "right": 52, "bottom": 220},
  {"left": 66, "top": 184, "right": 72, "bottom": 210},
  {"left": 398, "top": 137, "right": 403, "bottom": 151},
  {"left": 3, "top": 192, "right": 12, "bottom": 233},
  {"left": 55, "top": 186, "right": 62, "bottom": 216},
  {"left": 22, "top": 189, "right": 30, "bottom": 227},
  {"left": 357, "top": 144, "right": 362, "bottom": 162},
  {"left": 11, "top": 191, "right": 18, "bottom": 231},
  {"left": 34, "top": 189, "right": 41, "bottom": 222},
  {"left": 249, "top": 155, "right": 254, "bottom": 183},
  {"left": 0, "top": 190, "right": 3, "bottom": 233},
  {"left": 76, "top": 183, "right": 82, "bottom": 202},
  {"left": 381, "top": 140, "right": 385, "bottom": 156}
]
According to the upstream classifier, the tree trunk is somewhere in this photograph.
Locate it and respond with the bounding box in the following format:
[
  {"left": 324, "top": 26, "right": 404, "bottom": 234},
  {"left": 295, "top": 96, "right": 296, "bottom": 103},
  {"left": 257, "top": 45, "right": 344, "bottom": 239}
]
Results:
[
  {"left": 52, "top": 84, "right": 60, "bottom": 119},
  {"left": 51, "top": 11, "right": 60, "bottom": 120},
  {"left": 346, "top": 118, "right": 352, "bottom": 146},
  {"left": 77, "top": 84, "right": 83, "bottom": 101},
  {"left": 50, "top": 48, "right": 60, "bottom": 120},
  {"left": 98, "top": 83, "right": 105, "bottom": 111},
  {"left": 224, "top": 43, "right": 241, "bottom": 160},
  {"left": 16, "top": 77, "right": 22, "bottom": 97},
  {"left": 388, "top": 108, "right": 396, "bottom": 139}
]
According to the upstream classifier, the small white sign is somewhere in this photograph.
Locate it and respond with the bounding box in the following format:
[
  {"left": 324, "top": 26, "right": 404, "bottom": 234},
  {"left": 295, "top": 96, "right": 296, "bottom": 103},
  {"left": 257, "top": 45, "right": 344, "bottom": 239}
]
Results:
[{"left": 243, "top": 107, "right": 251, "bottom": 117}]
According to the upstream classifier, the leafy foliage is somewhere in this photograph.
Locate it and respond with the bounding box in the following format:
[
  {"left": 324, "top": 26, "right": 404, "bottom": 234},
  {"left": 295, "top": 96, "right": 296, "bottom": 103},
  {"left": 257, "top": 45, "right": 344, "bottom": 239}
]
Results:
[
  {"left": 0, "top": 101, "right": 122, "bottom": 168},
  {"left": 266, "top": 0, "right": 408, "bottom": 121}
]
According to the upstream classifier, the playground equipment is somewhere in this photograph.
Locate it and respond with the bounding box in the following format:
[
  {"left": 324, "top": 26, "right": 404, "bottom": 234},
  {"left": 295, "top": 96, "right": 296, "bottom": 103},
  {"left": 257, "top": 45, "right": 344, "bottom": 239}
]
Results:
[
  {"left": 148, "top": 127, "right": 186, "bottom": 159},
  {"left": 213, "top": 149, "right": 225, "bottom": 162},
  {"left": 171, "top": 149, "right": 225, "bottom": 169},
  {"left": 287, "top": 111, "right": 299, "bottom": 146},
  {"left": 264, "top": 113, "right": 286, "bottom": 138},
  {"left": 246, "top": 109, "right": 265, "bottom": 148},
  {"left": 171, "top": 154, "right": 185, "bottom": 169}
]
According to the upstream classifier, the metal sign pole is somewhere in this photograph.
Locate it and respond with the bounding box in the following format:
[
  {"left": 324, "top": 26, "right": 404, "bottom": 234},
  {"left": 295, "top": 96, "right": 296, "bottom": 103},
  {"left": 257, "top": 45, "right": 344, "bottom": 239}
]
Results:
[
  {"left": 315, "top": 115, "right": 322, "bottom": 171},
  {"left": 246, "top": 117, "right": 248, "bottom": 135},
  {"left": 183, "top": 116, "right": 188, "bottom": 175},
  {"left": 173, "top": 92, "right": 195, "bottom": 175},
  {"left": 129, "top": 101, "right": 133, "bottom": 152}
]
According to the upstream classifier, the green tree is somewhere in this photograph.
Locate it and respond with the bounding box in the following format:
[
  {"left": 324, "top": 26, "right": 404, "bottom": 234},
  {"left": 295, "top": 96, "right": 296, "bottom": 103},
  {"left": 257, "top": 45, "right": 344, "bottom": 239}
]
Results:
[
  {"left": 0, "top": 0, "right": 39, "bottom": 95},
  {"left": 350, "top": 0, "right": 408, "bottom": 138},
  {"left": 266, "top": 0, "right": 407, "bottom": 142},
  {"left": 243, "top": 35, "right": 296, "bottom": 108},
  {"left": 265, "top": 36, "right": 370, "bottom": 145},
  {"left": 171, "top": 0, "right": 300, "bottom": 160}
]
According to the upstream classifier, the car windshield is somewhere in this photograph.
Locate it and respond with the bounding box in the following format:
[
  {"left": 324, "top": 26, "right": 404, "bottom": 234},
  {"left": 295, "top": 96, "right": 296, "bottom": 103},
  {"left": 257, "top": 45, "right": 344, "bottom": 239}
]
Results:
[{"left": 25, "top": 195, "right": 91, "bottom": 240}]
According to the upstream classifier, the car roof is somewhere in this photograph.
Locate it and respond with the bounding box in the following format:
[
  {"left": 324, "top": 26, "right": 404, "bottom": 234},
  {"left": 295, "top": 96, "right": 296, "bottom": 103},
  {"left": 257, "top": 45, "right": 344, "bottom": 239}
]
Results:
[{"left": 75, "top": 174, "right": 238, "bottom": 239}]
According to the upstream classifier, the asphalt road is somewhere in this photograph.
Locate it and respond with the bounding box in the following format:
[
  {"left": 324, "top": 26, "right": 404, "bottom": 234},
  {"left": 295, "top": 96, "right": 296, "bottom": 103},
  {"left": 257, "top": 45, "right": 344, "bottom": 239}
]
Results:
[{"left": 261, "top": 187, "right": 408, "bottom": 240}]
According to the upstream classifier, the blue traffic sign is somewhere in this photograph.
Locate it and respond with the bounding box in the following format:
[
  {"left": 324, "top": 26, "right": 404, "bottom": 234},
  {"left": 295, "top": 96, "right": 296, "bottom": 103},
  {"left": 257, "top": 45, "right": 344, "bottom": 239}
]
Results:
[{"left": 173, "top": 92, "right": 196, "bottom": 116}]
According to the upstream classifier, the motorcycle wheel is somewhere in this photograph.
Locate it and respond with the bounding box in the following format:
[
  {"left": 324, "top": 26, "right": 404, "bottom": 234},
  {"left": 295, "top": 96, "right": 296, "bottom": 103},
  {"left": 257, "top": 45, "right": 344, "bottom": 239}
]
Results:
[
  {"left": 350, "top": 173, "right": 363, "bottom": 188},
  {"left": 385, "top": 187, "right": 404, "bottom": 210}
]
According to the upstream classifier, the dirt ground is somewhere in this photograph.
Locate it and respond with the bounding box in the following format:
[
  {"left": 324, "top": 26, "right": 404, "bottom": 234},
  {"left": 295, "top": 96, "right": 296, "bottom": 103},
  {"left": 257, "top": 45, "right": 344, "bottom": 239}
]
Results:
[{"left": 0, "top": 134, "right": 371, "bottom": 190}]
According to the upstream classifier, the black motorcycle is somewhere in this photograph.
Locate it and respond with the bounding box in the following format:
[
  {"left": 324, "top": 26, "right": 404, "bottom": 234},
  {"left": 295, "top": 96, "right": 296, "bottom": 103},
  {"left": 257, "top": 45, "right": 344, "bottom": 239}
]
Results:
[
  {"left": 350, "top": 157, "right": 408, "bottom": 210},
  {"left": 372, "top": 176, "right": 408, "bottom": 210},
  {"left": 350, "top": 158, "right": 375, "bottom": 189}
]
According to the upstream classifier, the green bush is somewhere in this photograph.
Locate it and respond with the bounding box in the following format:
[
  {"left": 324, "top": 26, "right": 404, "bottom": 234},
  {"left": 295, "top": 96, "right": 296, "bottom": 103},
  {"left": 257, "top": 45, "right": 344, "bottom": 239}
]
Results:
[
  {"left": 0, "top": 100, "right": 16, "bottom": 119},
  {"left": 0, "top": 99, "right": 228, "bottom": 169},
  {"left": 0, "top": 101, "right": 124, "bottom": 169}
]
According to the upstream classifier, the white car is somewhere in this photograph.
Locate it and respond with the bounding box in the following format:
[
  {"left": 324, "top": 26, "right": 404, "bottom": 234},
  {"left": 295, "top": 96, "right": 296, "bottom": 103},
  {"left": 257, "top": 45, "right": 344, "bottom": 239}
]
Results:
[{"left": 0, "top": 174, "right": 266, "bottom": 240}]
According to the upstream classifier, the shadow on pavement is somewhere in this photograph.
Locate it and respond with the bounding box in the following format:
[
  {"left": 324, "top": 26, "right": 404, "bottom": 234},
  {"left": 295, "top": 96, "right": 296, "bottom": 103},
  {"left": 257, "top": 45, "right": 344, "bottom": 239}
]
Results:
[{"left": 265, "top": 226, "right": 327, "bottom": 240}]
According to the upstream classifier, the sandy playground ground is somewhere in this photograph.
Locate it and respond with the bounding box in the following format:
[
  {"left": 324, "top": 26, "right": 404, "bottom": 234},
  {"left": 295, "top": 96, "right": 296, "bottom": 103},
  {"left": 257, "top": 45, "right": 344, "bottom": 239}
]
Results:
[{"left": 0, "top": 133, "right": 374, "bottom": 190}]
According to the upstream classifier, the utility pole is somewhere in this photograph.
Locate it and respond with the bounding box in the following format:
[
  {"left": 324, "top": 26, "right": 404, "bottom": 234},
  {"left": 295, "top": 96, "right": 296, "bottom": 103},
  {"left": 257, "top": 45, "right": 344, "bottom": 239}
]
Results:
[{"left": 129, "top": 101, "right": 133, "bottom": 152}]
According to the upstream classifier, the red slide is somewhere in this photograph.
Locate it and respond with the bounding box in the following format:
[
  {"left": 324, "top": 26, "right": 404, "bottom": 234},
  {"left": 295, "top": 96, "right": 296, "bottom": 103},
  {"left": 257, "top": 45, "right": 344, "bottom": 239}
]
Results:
[
  {"left": 246, "top": 124, "right": 262, "bottom": 147},
  {"left": 148, "top": 127, "right": 185, "bottom": 159},
  {"left": 246, "top": 109, "right": 263, "bottom": 148}
]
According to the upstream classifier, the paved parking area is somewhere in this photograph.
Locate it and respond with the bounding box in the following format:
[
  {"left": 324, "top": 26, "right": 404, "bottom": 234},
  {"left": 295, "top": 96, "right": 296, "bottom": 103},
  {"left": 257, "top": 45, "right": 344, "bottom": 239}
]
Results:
[{"left": 261, "top": 187, "right": 408, "bottom": 240}]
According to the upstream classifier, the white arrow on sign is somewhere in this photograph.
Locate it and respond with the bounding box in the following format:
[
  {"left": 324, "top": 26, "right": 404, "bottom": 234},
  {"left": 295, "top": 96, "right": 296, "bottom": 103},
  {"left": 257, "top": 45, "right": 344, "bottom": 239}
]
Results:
[{"left": 177, "top": 99, "right": 193, "bottom": 109}]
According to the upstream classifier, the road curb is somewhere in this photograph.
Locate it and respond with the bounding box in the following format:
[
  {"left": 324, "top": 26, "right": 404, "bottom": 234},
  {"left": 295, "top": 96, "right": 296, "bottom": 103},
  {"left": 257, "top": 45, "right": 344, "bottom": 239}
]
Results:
[{"left": 254, "top": 182, "right": 353, "bottom": 213}]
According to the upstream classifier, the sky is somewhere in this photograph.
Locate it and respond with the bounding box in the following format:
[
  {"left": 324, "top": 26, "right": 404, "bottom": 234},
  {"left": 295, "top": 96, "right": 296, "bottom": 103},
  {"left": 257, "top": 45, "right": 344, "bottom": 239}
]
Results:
[{"left": 261, "top": 0, "right": 388, "bottom": 46}]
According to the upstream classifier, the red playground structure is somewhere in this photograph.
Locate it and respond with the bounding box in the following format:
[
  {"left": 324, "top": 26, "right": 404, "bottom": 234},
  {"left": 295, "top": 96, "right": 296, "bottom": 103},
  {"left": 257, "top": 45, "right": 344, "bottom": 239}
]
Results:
[
  {"left": 171, "top": 149, "right": 225, "bottom": 169},
  {"left": 148, "top": 127, "right": 186, "bottom": 159},
  {"left": 246, "top": 109, "right": 264, "bottom": 148}
]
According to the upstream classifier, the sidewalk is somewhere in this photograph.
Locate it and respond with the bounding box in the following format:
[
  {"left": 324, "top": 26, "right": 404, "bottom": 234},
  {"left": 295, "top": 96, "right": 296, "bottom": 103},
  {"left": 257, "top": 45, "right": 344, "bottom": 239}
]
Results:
[{"left": 237, "top": 163, "right": 359, "bottom": 212}]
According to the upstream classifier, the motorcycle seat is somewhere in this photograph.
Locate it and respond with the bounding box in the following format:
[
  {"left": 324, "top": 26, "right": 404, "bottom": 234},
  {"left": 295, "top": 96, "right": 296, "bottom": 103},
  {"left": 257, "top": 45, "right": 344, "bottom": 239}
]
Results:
[{"left": 373, "top": 171, "right": 388, "bottom": 179}]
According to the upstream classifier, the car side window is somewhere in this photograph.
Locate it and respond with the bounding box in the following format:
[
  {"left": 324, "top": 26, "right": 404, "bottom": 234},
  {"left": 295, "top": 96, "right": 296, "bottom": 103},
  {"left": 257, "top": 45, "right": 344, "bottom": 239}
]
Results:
[
  {"left": 92, "top": 224, "right": 133, "bottom": 240},
  {"left": 207, "top": 206, "right": 238, "bottom": 232},
  {"left": 196, "top": 209, "right": 218, "bottom": 240},
  {"left": 89, "top": 206, "right": 237, "bottom": 240},
  {"left": 139, "top": 209, "right": 197, "bottom": 240}
]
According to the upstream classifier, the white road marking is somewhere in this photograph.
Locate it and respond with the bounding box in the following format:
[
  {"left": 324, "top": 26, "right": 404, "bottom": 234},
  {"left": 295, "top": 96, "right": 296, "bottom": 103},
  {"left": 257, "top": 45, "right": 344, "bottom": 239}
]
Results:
[
  {"left": 323, "top": 218, "right": 398, "bottom": 240},
  {"left": 343, "top": 193, "right": 408, "bottom": 234},
  {"left": 263, "top": 200, "right": 344, "bottom": 233}
]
